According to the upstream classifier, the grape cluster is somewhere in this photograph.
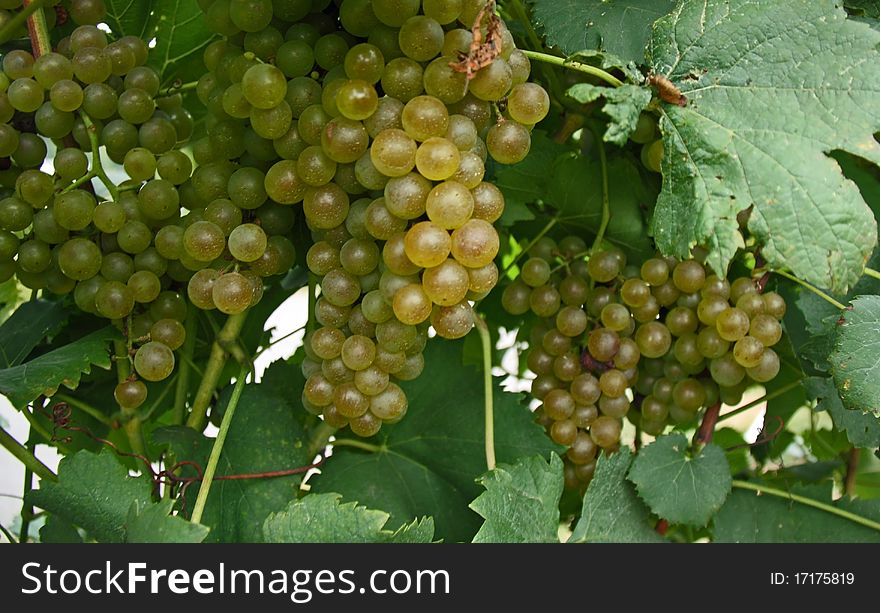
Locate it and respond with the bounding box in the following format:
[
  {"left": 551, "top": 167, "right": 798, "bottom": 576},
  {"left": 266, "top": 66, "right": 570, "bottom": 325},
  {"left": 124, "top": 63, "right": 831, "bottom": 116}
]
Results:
[
  {"left": 195, "top": 0, "right": 548, "bottom": 436},
  {"left": 0, "top": 0, "right": 299, "bottom": 415},
  {"left": 0, "top": 0, "right": 210, "bottom": 412},
  {"left": 502, "top": 238, "right": 786, "bottom": 487}
]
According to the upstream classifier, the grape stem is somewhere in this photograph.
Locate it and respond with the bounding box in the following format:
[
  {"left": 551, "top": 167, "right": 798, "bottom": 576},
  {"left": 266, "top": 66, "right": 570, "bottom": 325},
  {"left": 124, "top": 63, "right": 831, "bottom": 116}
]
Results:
[
  {"left": 587, "top": 122, "right": 611, "bottom": 260},
  {"left": 186, "top": 310, "right": 249, "bottom": 432},
  {"left": 863, "top": 267, "right": 880, "bottom": 281},
  {"left": 253, "top": 324, "right": 306, "bottom": 361},
  {"left": 115, "top": 323, "right": 146, "bottom": 458},
  {"left": 306, "top": 421, "right": 337, "bottom": 459},
  {"left": 19, "top": 440, "right": 35, "bottom": 543},
  {"left": 731, "top": 479, "right": 880, "bottom": 532},
  {"left": 158, "top": 81, "right": 199, "bottom": 97},
  {"left": 0, "top": 0, "right": 50, "bottom": 46},
  {"left": 844, "top": 448, "right": 860, "bottom": 497},
  {"left": 190, "top": 363, "right": 251, "bottom": 526},
  {"left": 502, "top": 216, "right": 558, "bottom": 276},
  {"left": 474, "top": 314, "right": 496, "bottom": 471},
  {"left": 172, "top": 307, "right": 199, "bottom": 425},
  {"left": 79, "top": 111, "right": 120, "bottom": 201},
  {"left": 519, "top": 50, "right": 624, "bottom": 88},
  {"left": 0, "top": 425, "right": 57, "bottom": 483},
  {"left": 772, "top": 269, "right": 846, "bottom": 310},
  {"left": 54, "top": 393, "right": 114, "bottom": 427},
  {"left": 715, "top": 380, "right": 803, "bottom": 424},
  {"left": 23, "top": 0, "right": 51, "bottom": 57},
  {"left": 693, "top": 403, "right": 722, "bottom": 447},
  {"left": 331, "top": 438, "right": 384, "bottom": 454},
  {"left": 20, "top": 401, "right": 71, "bottom": 454}
]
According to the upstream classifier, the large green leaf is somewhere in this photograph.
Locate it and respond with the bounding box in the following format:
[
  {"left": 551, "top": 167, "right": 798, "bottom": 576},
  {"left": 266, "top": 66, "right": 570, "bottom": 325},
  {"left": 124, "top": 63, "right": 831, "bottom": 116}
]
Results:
[
  {"left": 714, "top": 483, "right": 880, "bottom": 542},
  {"left": 143, "top": 0, "right": 215, "bottom": 84},
  {"left": 566, "top": 83, "right": 653, "bottom": 146},
  {"left": 551, "top": 153, "right": 655, "bottom": 260},
  {"left": 103, "top": 0, "right": 152, "bottom": 37},
  {"left": 0, "top": 300, "right": 67, "bottom": 368},
  {"left": 310, "top": 340, "right": 560, "bottom": 543},
  {"left": 125, "top": 499, "right": 209, "bottom": 543},
  {"left": 569, "top": 448, "right": 664, "bottom": 543},
  {"left": 830, "top": 295, "right": 880, "bottom": 416},
  {"left": 39, "top": 516, "right": 83, "bottom": 543},
  {"left": 470, "top": 454, "right": 563, "bottom": 543},
  {"left": 263, "top": 493, "right": 434, "bottom": 543},
  {"left": 532, "top": 0, "right": 677, "bottom": 64},
  {"left": 806, "top": 377, "right": 880, "bottom": 449},
  {"left": 628, "top": 433, "right": 731, "bottom": 526},
  {"left": 152, "top": 361, "right": 311, "bottom": 542},
  {"left": 28, "top": 449, "right": 152, "bottom": 543},
  {"left": 648, "top": 0, "right": 880, "bottom": 293},
  {"left": 0, "top": 326, "right": 120, "bottom": 408}
]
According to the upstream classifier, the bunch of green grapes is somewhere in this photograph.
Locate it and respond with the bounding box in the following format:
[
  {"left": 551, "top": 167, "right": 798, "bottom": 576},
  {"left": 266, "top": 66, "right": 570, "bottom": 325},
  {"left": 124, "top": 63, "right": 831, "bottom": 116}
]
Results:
[
  {"left": 195, "top": 0, "right": 549, "bottom": 436},
  {"left": 502, "top": 238, "right": 786, "bottom": 487},
  {"left": 0, "top": 0, "right": 294, "bottom": 416}
]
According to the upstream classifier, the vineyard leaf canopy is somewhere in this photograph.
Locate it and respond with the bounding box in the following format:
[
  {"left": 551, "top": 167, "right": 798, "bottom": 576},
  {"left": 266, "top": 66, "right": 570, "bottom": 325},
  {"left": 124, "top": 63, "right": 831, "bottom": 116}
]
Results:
[
  {"left": 0, "top": 326, "right": 120, "bottom": 408},
  {"left": 470, "top": 454, "right": 563, "bottom": 543},
  {"left": 648, "top": 0, "right": 880, "bottom": 293},
  {"left": 310, "top": 340, "right": 560, "bottom": 543},
  {"left": 152, "top": 361, "right": 311, "bottom": 543},
  {"left": 569, "top": 448, "right": 664, "bottom": 543},
  {"left": 804, "top": 377, "right": 880, "bottom": 449},
  {"left": 714, "top": 483, "right": 880, "bottom": 542},
  {"left": 830, "top": 295, "right": 880, "bottom": 416},
  {"left": 125, "top": 499, "right": 209, "bottom": 543},
  {"left": 567, "top": 83, "right": 653, "bottom": 145},
  {"left": 0, "top": 300, "right": 66, "bottom": 368},
  {"left": 28, "top": 450, "right": 153, "bottom": 543},
  {"left": 628, "top": 433, "right": 731, "bottom": 526},
  {"left": 532, "top": 0, "right": 677, "bottom": 64},
  {"left": 263, "top": 493, "right": 434, "bottom": 543}
]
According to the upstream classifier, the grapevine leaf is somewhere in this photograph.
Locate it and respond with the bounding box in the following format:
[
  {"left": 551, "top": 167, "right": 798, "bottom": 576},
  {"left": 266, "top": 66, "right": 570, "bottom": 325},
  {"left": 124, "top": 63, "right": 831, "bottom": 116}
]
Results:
[
  {"left": 567, "top": 83, "right": 652, "bottom": 145},
  {"left": 310, "top": 339, "right": 560, "bottom": 543},
  {"left": 151, "top": 361, "right": 310, "bottom": 542},
  {"left": 628, "top": 433, "right": 731, "bottom": 526},
  {"left": 0, "top": 300, "right": 67, "bottom": 368},
  {"left": 532, "top": 0, "right": 677, "bottom": 64},
  {"left": 0, "top": 326, "right": 120, "bottom": 408},
  {"left": 0, "top": 278, "right": 25, "bottom": 323},
  {"left": 263, "top": 493, "right": 434, "bottom": 543},
  {"left": 806, "top": 377, "right": 880, "bottom": 449},
  {"left": 39, "top": 516, "right": 83, "bottom": 543},
  {"left": 143, "top": 0, "right": 215, "bottom": 84},
  {"left": 845, "top": 0, "right": 880, "bottom": 29},
  {"left": 551, "top": 153, "right": 655, "bottom": 260},
  {"left": 569, "top": 50, "right": 644, "bottom": 84},
  {"left": 125, "top": 499, "right": 209, "bottom": 543},
  {"left": 713, "top": 483, "right": 880, "bottom": 542},
  {"left": 493, "top": 130, "right": 560, "bottom": 224},
  {"left": 569, "top": 448, "right": 664, "bottom": 543},
  {"left": 470, "top": 454, "right": 563, "bottom": 543},
  {"left": 28, "top": 449, "right": 152, "bottom": 543},
  {"left": 833, "top": 151, "right": 880, "bottom": 222},
  {"left": 103, "top": 0, "right": 152, "bottom": 37},
  {"left": 830, "top": 295, "right": 880, "bottom": 416},
  {"left": 648, "top": 0, "right": 880, "bottom": 293}
]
